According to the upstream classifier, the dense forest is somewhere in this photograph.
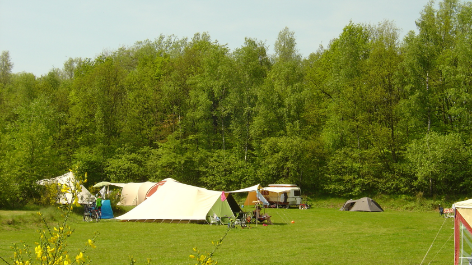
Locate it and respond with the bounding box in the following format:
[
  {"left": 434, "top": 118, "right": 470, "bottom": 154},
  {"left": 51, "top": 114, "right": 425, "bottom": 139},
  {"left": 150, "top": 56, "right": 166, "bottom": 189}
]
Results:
[{"left": 1, "top": 0, "right": 472, "bottom": 207}]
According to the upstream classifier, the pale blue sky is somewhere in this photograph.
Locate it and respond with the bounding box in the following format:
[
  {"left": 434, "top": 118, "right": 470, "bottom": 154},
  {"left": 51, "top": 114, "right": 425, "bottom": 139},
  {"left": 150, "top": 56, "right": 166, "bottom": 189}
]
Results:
[{"left": 1, "top": 1, "right": 431, "bottom": 76}]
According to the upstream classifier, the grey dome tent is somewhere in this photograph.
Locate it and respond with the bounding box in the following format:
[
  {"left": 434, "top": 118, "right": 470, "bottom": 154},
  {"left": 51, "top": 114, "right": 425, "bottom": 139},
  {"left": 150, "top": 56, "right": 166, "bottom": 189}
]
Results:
[{"left": 340, "top": 197, "right": 383, "bottom": 212}]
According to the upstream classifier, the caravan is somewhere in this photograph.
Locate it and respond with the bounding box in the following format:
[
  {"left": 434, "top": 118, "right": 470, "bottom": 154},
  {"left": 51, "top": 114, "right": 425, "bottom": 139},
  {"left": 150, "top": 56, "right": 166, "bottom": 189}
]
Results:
[{"left": 261, "top": 184, "right": 302, "bottom": 208}]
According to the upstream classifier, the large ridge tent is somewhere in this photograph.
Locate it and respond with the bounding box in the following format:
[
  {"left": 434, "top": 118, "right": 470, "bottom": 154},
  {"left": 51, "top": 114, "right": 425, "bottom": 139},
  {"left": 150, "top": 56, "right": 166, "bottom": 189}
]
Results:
[
  {"left": 116, "top": 180, "right": 237, "bottom": 224},
  {"left": 137, "top": 182, "right": 158, "bottom": 205},
  {"left": 37, "top": 172, "right": 95, "bottom": 204},
  {"left": 116, "top": 178, "right": 178, "bottom": 206},
  {"left": 453, "top": 199, "right": 472, "bottom": 264},
  {"left": 340, "top": 197, "right": 383, "bottom": 212}
]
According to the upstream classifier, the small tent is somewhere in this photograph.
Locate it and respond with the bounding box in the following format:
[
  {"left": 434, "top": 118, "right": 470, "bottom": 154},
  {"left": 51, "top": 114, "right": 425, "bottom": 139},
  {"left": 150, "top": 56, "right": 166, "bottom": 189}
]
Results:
[
  {"left": 37, "top": 172, "right": 95, "bottom": 204},
  {"left": 340, "top": 197, "right": 383, "bottom": 212},
  {"left": 116, "top": 181, "right": 236, "bottom": 223},
  {"left": 100, "top": 200, "right": 114, "bottom": 219},
  {"left": 453, "top": 199, "right": 472, "bottom": 264}
]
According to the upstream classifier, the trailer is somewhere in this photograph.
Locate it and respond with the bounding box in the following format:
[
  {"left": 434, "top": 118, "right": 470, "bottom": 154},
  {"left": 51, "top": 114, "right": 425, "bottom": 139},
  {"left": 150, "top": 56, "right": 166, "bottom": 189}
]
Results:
[{"left": 261, "top": 184, "right": 302, "bottom": 208}]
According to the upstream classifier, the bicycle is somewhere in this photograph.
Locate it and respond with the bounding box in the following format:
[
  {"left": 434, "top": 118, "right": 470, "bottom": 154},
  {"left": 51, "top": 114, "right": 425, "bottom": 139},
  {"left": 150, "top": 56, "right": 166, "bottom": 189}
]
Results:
[{"left": 83, "top": 203, "right": 101, "bottom": 222}]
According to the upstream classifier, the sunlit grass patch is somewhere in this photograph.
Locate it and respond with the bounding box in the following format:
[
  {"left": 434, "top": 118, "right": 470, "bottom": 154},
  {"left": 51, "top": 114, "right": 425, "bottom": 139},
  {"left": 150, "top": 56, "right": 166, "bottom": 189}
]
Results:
[{"left": 0, "top": 204, "right": 454, "bottom": 264}]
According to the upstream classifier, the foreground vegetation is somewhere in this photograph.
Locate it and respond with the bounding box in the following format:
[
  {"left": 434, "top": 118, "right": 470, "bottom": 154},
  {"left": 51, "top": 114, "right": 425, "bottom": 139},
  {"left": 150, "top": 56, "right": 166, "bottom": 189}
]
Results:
[
  {"left": 0, "top": 202, "right": 454, "bottom": 264},
  {"left": 1, "top": 0, "right": 472, "bottom": 208}
]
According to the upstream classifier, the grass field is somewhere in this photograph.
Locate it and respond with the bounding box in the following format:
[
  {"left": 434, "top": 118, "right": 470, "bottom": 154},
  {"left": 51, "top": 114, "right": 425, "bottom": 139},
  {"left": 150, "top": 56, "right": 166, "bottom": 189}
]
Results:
[{"left": 0, "top": 205, "right": 454, "bottom": 264}]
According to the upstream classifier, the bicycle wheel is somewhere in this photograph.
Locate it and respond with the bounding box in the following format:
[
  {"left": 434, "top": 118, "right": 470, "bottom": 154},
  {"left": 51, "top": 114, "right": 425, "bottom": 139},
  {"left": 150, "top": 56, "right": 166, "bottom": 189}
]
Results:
[
  {"left": 84, "top": 213, "right": 92, "bottom": 222},
  {"left": 93, "top": 211, "right": 100, "bottom": 222}
]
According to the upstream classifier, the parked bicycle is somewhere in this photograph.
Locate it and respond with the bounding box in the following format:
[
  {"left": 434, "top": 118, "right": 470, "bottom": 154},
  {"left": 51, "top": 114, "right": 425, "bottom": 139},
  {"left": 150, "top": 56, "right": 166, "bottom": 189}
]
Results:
[{"left": 83, "top": 203, "right": 101, "bottom": 222}]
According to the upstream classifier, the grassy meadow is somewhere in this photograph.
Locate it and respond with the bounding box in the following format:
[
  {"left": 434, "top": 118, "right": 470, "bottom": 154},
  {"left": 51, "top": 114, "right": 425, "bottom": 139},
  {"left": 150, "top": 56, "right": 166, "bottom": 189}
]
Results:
[{"left": 0, "top": 203, "right": 454, "bottom": 264}]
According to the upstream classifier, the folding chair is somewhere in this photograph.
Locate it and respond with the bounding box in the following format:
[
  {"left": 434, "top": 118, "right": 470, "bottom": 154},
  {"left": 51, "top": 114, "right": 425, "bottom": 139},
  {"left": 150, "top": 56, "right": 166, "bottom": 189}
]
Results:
[{"left": 209, "top": 213, "right": 222, "bottom": 225}]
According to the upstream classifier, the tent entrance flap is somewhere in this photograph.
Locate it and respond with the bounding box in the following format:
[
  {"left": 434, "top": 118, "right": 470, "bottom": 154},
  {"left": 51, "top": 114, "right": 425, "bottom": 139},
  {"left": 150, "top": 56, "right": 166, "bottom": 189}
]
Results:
[
  {"left": 206, "top": 196, "right": 234, "bottom": 224},
  {"left": 226, "top": 193, "right": 242, "bottom": 213},
  {"left": 100, "top": 200, "right": 114, "bottom": 219}
]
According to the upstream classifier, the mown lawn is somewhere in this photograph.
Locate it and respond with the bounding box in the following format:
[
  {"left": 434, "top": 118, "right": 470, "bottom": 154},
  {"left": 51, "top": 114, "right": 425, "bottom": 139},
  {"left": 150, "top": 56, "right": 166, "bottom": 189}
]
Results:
[{"left": 0, "top": 207, "right": 454, "bottom": 264}]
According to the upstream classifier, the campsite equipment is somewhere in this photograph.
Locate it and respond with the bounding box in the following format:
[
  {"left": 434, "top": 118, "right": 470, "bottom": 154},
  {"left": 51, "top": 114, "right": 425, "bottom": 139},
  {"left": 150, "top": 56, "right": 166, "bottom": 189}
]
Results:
[
  {"left": 261, "top": 184, "right": 302, "bottom": 208},
  {"left": 116, "top": 181, "right": 240, "bottom": 224},
  {"left": 234, "top": 212, "right": 248, "bottom": 228},
  {"left": 453, "top": 199, "right": 472, "bottom": 264},
  {"left": 340, "top": 197, "right": 383, "bottom": 212},
  {"left": 250, "top": 206, "right": 272, "bottom": 224}
]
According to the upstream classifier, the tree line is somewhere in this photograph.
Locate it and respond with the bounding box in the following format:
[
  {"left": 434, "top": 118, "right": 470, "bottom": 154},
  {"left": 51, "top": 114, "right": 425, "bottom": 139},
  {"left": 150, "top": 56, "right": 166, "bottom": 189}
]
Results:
[{"left": 1, "top": 0, "right": 471, "bottom": 207}]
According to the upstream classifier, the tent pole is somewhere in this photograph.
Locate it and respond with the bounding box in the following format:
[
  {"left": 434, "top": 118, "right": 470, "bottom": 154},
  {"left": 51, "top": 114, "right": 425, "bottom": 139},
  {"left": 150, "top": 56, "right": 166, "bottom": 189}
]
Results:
[{"left": 277, "top": 192, "right": 280, "bottom": 208}]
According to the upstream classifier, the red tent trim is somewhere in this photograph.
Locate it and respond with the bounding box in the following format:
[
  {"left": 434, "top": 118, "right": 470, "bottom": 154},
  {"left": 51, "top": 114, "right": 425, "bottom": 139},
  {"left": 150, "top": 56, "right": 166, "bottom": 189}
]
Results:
[{"left": 455, "top": 210, "right": 472, "bottom": 265}]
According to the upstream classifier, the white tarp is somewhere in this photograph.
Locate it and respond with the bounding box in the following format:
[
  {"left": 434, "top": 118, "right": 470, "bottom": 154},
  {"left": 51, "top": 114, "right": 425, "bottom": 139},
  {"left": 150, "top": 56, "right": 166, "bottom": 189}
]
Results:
[
  {"left": 116, "top": 181, "right": 223, "bottom": 221},
  {"left": 227, "top": 184, "right": 269, "bottom": 206},
  {"left": 37, "top": 172, "right": 95, "bottom": 204},
  {"left": 262, "top": 186, "right": 300, "bottom": 193},
  {"left": 454, "top": 199, "right": 472, "bottom": 209},
  {"left": 93, "top": 182, "right": 126, "bottom": 188},
  {"left": 227, "top": 184, "right": 261, "bottom": 193}
]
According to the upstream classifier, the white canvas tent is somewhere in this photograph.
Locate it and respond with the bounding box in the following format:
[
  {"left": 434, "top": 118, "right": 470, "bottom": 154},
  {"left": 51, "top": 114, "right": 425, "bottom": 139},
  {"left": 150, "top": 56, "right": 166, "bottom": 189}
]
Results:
[
  {"left": 37, "top": 172, "right": 95, "bottom": 204},
  {"left": 116, "top": 180, "right": 234, "bottom": 223},
  {"left": 453, "top": 199, "right": 472, "bottom": 264},
  {"left": 137, "top": 182, "right": 159, "bottom": 204},
  {"left": 117, "top": 179, "right": 177, "bottom": 206},
  {"left": 118, "top": 182, "right": 151, "bottom": 206}
]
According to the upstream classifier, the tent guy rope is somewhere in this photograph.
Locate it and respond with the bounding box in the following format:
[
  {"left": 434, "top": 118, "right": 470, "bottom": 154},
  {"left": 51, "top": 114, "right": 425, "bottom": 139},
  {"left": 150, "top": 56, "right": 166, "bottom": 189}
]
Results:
[
  {"left": 427, "top": 231, "right": 453, "bottom": 265},
  {"left": 420, "top": 217, "right": 448, "bottom": 265}
]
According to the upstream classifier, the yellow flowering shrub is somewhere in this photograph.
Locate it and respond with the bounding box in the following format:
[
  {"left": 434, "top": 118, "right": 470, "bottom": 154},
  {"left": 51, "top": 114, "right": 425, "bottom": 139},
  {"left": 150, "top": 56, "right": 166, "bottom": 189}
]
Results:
[
  {"left": 189, "top": 225, "right": 232, "bottom": 265},
  {"left": 1, "top": 170, "right": 98, "bottom": 265}
]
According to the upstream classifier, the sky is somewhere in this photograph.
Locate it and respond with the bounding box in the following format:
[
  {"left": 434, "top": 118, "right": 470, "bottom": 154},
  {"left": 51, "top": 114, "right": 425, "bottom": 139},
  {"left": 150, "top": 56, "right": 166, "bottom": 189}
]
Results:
[{"left": 0, "top": 0, "right": 431, "bottom": 77}]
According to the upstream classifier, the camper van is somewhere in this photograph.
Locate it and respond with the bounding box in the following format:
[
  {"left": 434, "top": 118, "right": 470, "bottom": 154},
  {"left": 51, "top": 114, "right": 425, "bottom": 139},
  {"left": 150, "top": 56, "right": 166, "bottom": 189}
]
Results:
[{"left": 261, "top": 184, "right": 302, "bottom": 208}]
